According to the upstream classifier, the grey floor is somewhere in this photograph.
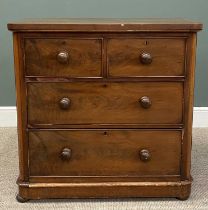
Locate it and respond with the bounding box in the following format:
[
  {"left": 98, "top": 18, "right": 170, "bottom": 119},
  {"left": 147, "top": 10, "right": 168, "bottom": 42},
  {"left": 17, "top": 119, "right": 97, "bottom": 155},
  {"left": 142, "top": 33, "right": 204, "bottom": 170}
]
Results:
[{"left": 0, "top": 128, "right": 208, "bottom": 210}]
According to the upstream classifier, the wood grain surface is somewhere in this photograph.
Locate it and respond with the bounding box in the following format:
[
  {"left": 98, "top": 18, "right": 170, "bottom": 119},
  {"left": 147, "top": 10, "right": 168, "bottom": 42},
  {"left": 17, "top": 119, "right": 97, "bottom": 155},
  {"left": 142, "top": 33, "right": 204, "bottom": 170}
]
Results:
[
  {"left": 8, "top": 19, "right": 202, "bottom": 201},
  {"left": 108, "top": 38, "right": 185, "bottom": 76},
  {"left": 29, "top": 129, "right": 181, "bottom": 176},
  {"left": 7, "top": 18, "right": 203, "bottom": 32},
  {"left": 27, "top": 82, "right": 183, "bottom": 125},
  {"left": 25, "top": 38, "right": 102, "bottom": 77}
]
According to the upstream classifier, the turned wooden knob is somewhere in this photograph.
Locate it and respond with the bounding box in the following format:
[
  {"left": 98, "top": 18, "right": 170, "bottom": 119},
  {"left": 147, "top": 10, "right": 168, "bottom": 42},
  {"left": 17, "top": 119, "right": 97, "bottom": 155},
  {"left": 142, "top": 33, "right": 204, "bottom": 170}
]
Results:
[
  {"left": 60, "top": 148, "right": 71, "bottom": 160},
  {"left": 139, "top": 149, "right": 151, "bottom": 162},
  {"left": 139, "top": 96, "right": 151, "bottom": 109},
  {"left": 57, "top": 51, "right": 69, "bottom": 64},
  {"left": 59, "top": 97, "right": 71, "bottom": 110},
  {"left": 140, "top": 52, "right": 152, "bottom": 64}
]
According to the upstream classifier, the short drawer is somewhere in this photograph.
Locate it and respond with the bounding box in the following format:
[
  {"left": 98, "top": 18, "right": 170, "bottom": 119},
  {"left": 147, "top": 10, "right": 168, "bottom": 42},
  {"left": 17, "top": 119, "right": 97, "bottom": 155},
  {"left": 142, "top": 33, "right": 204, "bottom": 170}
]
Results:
[
  {"left": 24, "top": 38, "right": 102, "bottom": 77},
  {"left": 107, "top": 38, "right": 185, "bottom": 77},
  {"left": 27, "top": 82, "right": 183, "bottom": 126},
  {"left": 29, "top": 130, "right": 181, "bottom": 176}
]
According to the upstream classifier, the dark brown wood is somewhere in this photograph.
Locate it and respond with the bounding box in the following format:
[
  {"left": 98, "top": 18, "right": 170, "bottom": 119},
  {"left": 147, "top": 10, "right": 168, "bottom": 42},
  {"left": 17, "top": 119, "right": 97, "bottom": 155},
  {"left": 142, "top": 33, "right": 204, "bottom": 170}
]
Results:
[
  {"left": 24, "top": 38, "right": 102, "bottom": 77},
  {"left": 13, "top": 33, "right": 29, "bottom": 182},
  {"left": 25, "top": 76, "right": 185, "bottom": 82},
  {"left": 17, "top": 179, "right": 191, "bottom": 200},
  {"left": 181, "top": 33, "right": 197, "bottom": 180},
  {"left": 27, "top": 82, "right": 183, "bottom": 126},
  {"left": 27, "top": 124, "right": 184, "bottom": 129},
  {"left": 16, "top": 194, "right": 29, "bottom": 203},
  {"left": 7, "top": 18, "right": 203, "bottom": 32},
  {"left": 8, "top": 19, "right": 202, "bottom": 201},
  {"left": 29, "top": 130, "right": 181, "bottom": 176},
  {"left": 107, "top": 38, "right": 185, "bottom": 77},
  {"left": 28, "top": 175, "right": 181, "bottom": 183}
]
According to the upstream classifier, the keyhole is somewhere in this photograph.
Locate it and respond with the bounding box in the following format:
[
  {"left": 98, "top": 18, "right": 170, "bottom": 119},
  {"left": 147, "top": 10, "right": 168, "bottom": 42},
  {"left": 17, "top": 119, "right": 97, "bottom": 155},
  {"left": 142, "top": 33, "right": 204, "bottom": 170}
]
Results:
[
  {"left": 103, "top": 131, "right": 108, "bottom": 135},
  {"left": 145, "top": 40, "right": 148, "bottom": 45}
]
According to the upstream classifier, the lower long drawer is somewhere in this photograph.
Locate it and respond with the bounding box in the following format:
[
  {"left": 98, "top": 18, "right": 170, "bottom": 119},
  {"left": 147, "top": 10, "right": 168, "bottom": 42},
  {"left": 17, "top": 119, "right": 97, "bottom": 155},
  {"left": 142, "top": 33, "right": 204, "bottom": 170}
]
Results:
[{"left": 29, "top": 129, "right": 181, "bottom": 177}]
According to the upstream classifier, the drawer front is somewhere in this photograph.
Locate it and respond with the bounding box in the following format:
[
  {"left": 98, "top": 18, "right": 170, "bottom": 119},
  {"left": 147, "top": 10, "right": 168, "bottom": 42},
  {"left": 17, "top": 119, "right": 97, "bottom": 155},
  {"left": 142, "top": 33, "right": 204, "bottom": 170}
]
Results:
[
  {"left": 107, "top": 38, "right": 185, "bottom": 77},
  {"left": 29, "top": 130, "right": 181, "bottom": 176},
  {"left": 28, "top": 82, "right": 183, "bottom": 125},
  {"left": 24, "top": 38, "right": 102, "bottom": 77}
]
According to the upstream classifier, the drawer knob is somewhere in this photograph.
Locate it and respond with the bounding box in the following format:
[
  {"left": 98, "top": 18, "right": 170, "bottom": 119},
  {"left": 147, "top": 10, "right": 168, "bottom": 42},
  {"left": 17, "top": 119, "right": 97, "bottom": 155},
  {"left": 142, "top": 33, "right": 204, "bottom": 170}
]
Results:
[
  {"left": 140, "top": 52, "right": 152, "bottom": 64},
  {"left": 139, "top": 96, "right": 151, "bottom": 109},
  {"left": 57, "top": 51, "right": 69, "bottom": 64},
  {"left": 59, "top": 97, "right": 71, "bottom": 110},
  {"left": 139, "top": 149, "right": 151, "bottom": 162},
  {"left": 60, "top": 148, "right": 72, "bottom": 160}
]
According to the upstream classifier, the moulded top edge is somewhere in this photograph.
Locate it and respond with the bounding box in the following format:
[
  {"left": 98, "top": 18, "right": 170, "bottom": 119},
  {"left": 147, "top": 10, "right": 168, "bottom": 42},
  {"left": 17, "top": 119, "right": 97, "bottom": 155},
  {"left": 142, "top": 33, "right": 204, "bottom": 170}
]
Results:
[{"left": 7, "top": 18, "right": 203, "bottom": 32}]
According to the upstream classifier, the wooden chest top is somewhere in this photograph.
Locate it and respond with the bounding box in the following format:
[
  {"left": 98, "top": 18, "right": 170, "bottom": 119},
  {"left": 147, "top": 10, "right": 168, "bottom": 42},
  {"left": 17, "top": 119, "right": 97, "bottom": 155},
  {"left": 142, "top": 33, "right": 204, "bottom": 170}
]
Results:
[{"left": 8, "top": 18, "right": 202, "bottom": 32}]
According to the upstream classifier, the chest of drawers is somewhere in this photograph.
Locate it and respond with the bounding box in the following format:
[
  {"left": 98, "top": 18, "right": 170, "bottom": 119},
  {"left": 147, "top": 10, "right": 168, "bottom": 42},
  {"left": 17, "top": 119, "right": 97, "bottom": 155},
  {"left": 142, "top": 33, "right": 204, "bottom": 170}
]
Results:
[{"left": 8, "top": 19, "right": 202, "bottom": 202}]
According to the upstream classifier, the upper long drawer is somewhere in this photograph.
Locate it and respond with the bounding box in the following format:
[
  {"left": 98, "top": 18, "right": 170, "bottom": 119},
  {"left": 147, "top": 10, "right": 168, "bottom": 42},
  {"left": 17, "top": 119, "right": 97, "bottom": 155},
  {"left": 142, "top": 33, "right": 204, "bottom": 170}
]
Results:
[
  {"left": 107, "top": 38, "right": 186, "bottom": 77},
  {"left": 27, "top": 82, "right": 183, "bottom": 126},
  {"left": 24, "top": 38, "right": 102, "bottom": 77}
]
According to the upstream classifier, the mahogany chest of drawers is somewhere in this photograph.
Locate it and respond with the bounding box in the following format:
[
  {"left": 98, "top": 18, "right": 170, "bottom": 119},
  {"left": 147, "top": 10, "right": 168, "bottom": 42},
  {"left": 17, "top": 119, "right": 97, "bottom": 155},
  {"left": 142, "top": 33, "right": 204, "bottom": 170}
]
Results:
[{"left": 8, "top": 19, "right": 202, "bottom": 202}]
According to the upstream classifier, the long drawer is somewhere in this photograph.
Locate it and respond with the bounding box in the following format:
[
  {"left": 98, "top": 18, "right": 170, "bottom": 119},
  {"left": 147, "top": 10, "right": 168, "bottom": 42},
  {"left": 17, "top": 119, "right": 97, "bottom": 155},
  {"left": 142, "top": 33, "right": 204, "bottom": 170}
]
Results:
[
  {"left": 27, "top": 82, "right": 183, "bottom": 126},
  {"left": 29, "top": 129, "right": 181, "bottom": 176}
]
